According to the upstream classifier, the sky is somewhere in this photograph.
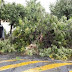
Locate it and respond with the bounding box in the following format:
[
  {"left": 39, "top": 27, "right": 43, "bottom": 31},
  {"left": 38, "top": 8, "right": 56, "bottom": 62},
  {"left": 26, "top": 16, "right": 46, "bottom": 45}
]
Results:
[{"left": 2, "top": 0, "right": 56, "bottom": 33}]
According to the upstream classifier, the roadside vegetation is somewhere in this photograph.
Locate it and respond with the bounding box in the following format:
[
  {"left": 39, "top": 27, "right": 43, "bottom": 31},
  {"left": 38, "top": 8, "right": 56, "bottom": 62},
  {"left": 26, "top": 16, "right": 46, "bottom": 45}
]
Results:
[{"left": 0, "top": 0, "right": 72, "bottom": 60}]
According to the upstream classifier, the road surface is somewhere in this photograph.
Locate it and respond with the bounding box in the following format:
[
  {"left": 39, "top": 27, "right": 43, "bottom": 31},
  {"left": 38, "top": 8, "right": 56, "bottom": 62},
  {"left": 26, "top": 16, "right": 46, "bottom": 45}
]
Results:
[{"left": 0, "top": 53, "right": 72, "bottom": 72}]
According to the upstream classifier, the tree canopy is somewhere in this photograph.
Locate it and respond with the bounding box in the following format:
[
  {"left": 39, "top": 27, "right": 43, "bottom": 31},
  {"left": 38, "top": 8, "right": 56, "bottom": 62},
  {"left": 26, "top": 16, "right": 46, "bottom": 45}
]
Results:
[
  {"left": 50, "top": 0, "right": 72, "bottom": 19},
  {"left": 0, "top": 2, "right": 26, "bottom": 34}
]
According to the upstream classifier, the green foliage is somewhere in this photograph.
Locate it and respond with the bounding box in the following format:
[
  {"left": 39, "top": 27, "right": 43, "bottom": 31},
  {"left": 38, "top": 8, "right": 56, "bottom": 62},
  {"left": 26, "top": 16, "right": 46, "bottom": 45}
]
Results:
[
  {"left": 0, "top": 3, "right": 25, "bottom": 26},
  {"left": 12, "top": 0, "right": 45, "bottom": 52},
  {"left": 16, "top": 57, "right": 20, "bottom": 60},
  {"left": 13, "top": 13, "right": 72, "bottom": 53},
  {"left": 0, "top": 2, "right": 26, "bottom": 35},
  {"left": 0, "top": 40, "right": 15, "bottom": 53},
  {"left": 39, "top": 45, "right": 72, "bottom": 60},
  {"left": 50, "top": 0, "right": 72, "bottom": 19},
  {"left": 26, "top": 50, "right": 33, "bottom": 56}
]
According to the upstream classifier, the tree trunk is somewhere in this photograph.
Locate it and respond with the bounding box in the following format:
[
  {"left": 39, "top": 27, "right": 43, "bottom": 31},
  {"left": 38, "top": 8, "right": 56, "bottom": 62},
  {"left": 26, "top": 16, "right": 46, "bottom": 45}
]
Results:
[
  {"left": 10, "top": 22, "right": 14, "bottom": 44},
  {"left": 10, "top": 24, "right": 13, "bottom": 35},
  {"left": 65, "top": 9, "right": 69, "bottom": 20},
  {"left": 10, "top": 21, "right": 15, "bottom": 35},
  {"left": 0, "top": 19, "right": 1, "bottom": 25}
]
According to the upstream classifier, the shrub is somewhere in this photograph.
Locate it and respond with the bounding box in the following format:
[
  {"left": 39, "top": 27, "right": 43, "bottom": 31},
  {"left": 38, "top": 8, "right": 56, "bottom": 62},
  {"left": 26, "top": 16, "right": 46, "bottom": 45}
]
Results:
[
  {"left": 39, "top": 45, "right": 72, "bottom": 60},
  {"left": 0, "top": 39, "right": 15, "bottom": 53}
]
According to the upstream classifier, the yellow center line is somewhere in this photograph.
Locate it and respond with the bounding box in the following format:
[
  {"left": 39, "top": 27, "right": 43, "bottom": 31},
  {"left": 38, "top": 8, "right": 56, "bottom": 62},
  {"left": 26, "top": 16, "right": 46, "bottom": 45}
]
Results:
[
  {"left": 0, "top": 61, "right": 48, "bottom": 71},
  {"left": 22, "top": 63, "right": 72, "bottom": 72},
  {"left": 0, "top": 59, "right": 26, "bottom": 63}
]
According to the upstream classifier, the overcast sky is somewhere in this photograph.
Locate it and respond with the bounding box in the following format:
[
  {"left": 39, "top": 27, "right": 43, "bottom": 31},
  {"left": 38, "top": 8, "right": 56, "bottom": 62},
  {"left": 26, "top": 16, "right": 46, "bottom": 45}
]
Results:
[{"left": 2, "top": 0, "right": 56, "bottom": 33}]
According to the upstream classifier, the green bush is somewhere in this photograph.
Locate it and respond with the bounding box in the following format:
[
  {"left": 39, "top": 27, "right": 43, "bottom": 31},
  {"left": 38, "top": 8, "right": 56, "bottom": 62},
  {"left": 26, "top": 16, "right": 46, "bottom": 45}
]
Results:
[
  {"left": 12, "top": 15, "right": 72, "bottom": 54},
  {"left": 0, "top": 39, "right": 16, "bottom": 53},
  {"left": 39, "top": 45, "right": 72, "bottom": 60}
]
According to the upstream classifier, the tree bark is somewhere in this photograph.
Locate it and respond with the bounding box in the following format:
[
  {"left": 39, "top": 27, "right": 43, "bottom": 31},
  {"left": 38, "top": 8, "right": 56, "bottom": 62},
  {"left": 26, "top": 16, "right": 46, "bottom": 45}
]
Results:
[
  {"left": 10, "top": 22, "right": 15, "bottom": 44},
  {"left": 10, "top": 24, "right": 13, "bottom": 35},
  {"left": 0, "top": 19, "right": 1, "bottom": 25},
  {"left": 10, "top": 21, "right": 15, "bottom": 35}
]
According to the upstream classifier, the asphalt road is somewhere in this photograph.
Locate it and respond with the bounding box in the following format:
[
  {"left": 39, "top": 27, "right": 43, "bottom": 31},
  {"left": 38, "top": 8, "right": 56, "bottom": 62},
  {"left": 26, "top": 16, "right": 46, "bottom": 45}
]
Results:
[{"left": 0, "top": 53, "right": 72, "bottom": 72}]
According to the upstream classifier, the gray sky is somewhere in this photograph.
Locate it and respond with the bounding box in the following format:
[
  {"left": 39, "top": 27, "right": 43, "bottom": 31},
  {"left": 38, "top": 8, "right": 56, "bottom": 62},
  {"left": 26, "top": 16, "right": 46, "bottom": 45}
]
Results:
[{"left": 3, "top": 0, "right": 56, "bottom": 33}]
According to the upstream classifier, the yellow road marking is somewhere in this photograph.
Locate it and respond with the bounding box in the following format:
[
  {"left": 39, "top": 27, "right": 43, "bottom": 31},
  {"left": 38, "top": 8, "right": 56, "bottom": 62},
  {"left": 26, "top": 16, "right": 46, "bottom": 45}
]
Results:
[
  {"left": 0, "top": 59, "right": 25, "bottom": 63},
  {"left": 0, "top": 61, "right": 48, "bottom": 71},
  {"left": 69, "top": 71, "right": 72, "bottom": 72},
  {"left": 22, "top": 63, "right": 72, "bottom": 72}
]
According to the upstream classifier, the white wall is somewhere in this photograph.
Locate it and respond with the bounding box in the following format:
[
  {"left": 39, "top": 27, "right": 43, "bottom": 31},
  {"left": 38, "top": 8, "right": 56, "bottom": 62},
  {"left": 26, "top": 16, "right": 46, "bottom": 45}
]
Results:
[{"left": 1, "top": 21, "right": 10, "bottom": 34}]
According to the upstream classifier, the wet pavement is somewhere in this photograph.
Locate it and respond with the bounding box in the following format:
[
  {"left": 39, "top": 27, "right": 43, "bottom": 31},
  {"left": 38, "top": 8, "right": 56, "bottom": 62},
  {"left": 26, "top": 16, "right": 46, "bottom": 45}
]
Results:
[{"left": 0, "top": 53, "right": 72, "bottom": 72}]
